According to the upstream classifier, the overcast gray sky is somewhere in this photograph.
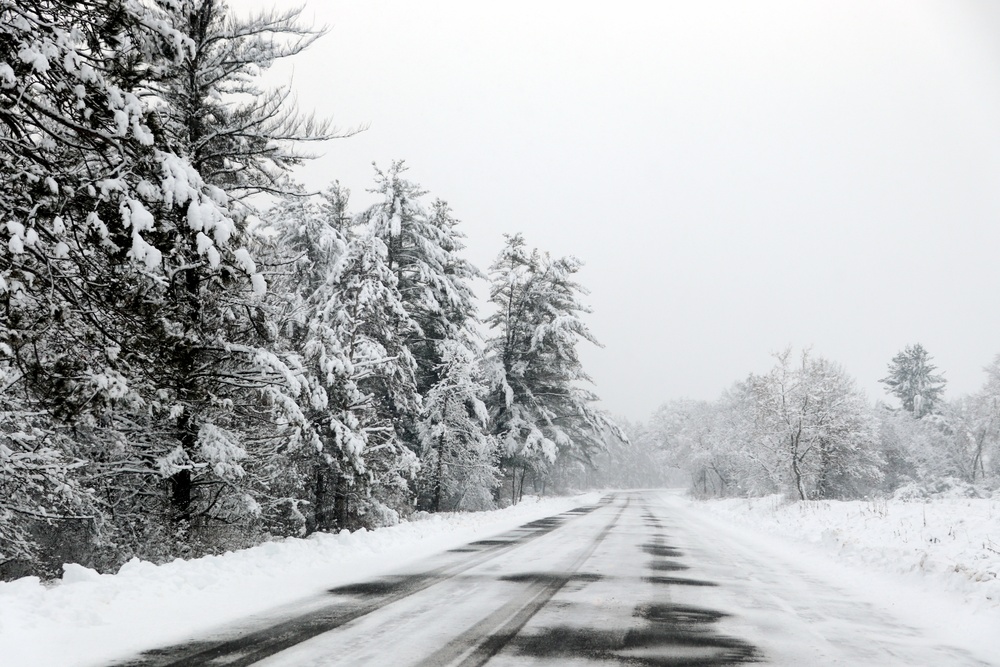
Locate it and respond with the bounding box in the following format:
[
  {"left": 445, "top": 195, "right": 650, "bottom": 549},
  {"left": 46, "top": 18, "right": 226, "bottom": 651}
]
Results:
[{"left": 236, "top": 0, "right": 1000, "bottom": 421}]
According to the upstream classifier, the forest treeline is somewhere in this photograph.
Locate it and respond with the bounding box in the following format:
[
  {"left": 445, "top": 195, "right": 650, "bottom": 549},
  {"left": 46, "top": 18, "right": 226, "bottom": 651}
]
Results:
[
  {"left": 615, "top": 345, "right": 1000, "bottom": 502},
  {"left": 0, "top": 1, "right": 622, "bottom": 578}
]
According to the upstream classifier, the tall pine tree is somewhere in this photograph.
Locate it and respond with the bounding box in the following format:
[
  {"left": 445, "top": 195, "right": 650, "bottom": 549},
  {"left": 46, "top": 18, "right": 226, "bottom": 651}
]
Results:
[
  {"left": 363, "top": 163, "right": 493, "bottom": 509},
  {"left": 485, "top": 234, "right": 623, "bottom": 503}
]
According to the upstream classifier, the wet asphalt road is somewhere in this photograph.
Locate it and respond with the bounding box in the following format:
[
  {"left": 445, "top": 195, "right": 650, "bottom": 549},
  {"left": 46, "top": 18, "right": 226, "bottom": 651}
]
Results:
[{"left": 112, "top": 491, "right": 995, "bottom": 667}]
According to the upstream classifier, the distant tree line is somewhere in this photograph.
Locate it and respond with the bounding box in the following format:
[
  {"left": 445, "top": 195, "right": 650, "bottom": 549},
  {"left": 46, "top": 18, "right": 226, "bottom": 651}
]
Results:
[
  {"left": 638, "top": 344, "right": 999, "bottom": 500},
  {"left": 0, "top": 1, "right": 622, "bottom": 579}
]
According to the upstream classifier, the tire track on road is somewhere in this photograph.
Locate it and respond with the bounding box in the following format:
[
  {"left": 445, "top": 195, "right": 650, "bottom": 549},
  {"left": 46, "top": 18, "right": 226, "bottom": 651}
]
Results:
[{"left": 413, "top": 496, "right": 630, "bottom": 667}]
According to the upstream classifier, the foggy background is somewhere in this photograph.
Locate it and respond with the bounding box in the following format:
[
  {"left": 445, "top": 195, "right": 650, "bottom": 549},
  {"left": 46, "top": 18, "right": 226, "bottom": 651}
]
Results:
[{"left": 235, "top": 0, "right": 1000, "bottom": 420}]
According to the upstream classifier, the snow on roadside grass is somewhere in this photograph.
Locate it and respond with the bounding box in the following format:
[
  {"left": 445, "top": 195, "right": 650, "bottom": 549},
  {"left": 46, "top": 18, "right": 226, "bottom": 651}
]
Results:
[
  {"left": 696, "top": 492, "right": 1000, "bottom": 611},
  {"left": 0, "top": 492, "right": 602, "bottom": 667}
]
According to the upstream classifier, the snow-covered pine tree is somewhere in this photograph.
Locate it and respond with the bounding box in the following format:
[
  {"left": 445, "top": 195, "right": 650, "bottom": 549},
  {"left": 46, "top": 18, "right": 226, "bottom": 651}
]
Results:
[
  {"left": 0, "top": 0, "right": 241, "bottom": 569},
  {"left": 0, "top": 0, "right": 107, "bottom": 570},
  {"left": 880, "top": 344, "right": 946, "bottom": 418},
  {"left": 323, "top": 221, "right": 422, "bottom": 526},
  {"left": 413, "top": 198, "right": 483, "bottom": 391},
  {"left": 270, "top": 182, "right": 423, "bottom": 529},
  {"left": 148, "top": 0, "right": 334, "bottom": 200},
  {"left": 415, "top": 341, "right": 499, "bottom": 512},
  {"left": 363, "top": 163, "right": 494, "bottom": 508},
  {"left": 484, "top": 234, "right": 623, "bottom": 503},
  {"left": 413, "top": 200, "right": 497, "bottom": 509},
  {"left": 2, "top": 0, "right": 336, "bottom": 569},
  {"left": 82, "top": 0, "right": 354, "bottom": 549},
  {"left": 266, "top": 184, "right": 392, "bottom": 532},
  {"left": 364, "top": 166, "right": 438, "bottom": 400}
]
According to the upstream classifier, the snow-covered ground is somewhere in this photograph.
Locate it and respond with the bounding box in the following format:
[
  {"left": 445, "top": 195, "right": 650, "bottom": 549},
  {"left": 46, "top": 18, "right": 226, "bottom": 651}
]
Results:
[
  {"left": 654, "top": 490, "right": 1000, "bottom": 666},
  {"left": 695, "top": 490, "right": 1000, "bottom": 612},
  {"left": 0, "top": 493, "right": 601, "bottom": 667}
]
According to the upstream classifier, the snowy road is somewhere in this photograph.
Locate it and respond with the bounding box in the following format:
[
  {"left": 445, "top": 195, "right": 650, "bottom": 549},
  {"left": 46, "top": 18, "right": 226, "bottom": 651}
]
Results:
[{"left": 114, "top": 491, "right": 995, "bottom": 666}]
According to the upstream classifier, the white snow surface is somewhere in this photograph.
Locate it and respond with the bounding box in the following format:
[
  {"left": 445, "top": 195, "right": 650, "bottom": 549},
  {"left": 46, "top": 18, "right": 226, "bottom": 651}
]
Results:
[
  {"left": 652, "top": 490, "right": 1000, "bottom": 666},
  {"left": 683, "top": 491, "right": 1000, "bottom": 664},
  {"left": 695, "top": 492, "right": 1000, "bottom": 613},
  {"left": 0, "top": 493, "right": 601, "bottom": 667}
]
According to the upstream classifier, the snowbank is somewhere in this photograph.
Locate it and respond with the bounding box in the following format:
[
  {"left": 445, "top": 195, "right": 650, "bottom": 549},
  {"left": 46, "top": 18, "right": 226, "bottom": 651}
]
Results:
[
  {"left": 0, "top": 493, "right": 601, "bottom": 667},
  {"left": 696, "top": 493, "right": 1000, "bottom": 611}
]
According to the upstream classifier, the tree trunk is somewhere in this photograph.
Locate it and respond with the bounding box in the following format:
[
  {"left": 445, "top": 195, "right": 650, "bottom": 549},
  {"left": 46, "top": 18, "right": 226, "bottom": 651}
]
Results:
[
  {"left": 816, "top": 440, "right": 832, "bottom": 499},
  {"left": 169, "top": 265, "right": 202, "bottom": 522},
  {"left": 789, "top": 427, "right": 807, "bottom": 501},
  {"left": 170, "top": 412, "right": 197, "bottom": 521},
  {"left": 333, "top": 475, "right": 349, "bottom": 530},
  {"left": 711, "top": 465, "right": 727, "bottom": 497},
  {"left": 791, "top": 455, "right": 806, "bottom": 501},
  {"left": 432, "top": 433, "right": 445, "bottom": 512},
  {"left": 170, "top": 468, "right": 192, "bottom": 521},
  {"left": 971, "top": 434, "right": 985, "bottom": 483},
  {"left": 510, "top": 466, "right": 518, "bottom": 506},
  {"left": 314, "top": 464, "right": 331, "bottom": 532}
]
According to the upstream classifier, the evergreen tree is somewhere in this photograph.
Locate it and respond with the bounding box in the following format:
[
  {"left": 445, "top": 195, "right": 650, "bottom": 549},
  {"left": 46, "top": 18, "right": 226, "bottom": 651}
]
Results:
[
  {"left": 1, "top": 0, "right": 334, "bottom": 568},
  {"left": 90, "top": 0, "right": 338, "bottom": 546},
  {"left": 363, "top": 163, "right": 492, "bottom": 508},
  {"left": 149, "top": 0, "right": 334, "bottom": 200},
  {"left": 257, "top": 186, "right": 357, "bottom": 533},
  {"left": 267, "top": 183, "right": 422, "bottom": 530},
  {"left": 414, "top": 198, "right": 483, "bottom": 391},
  {"left": 415, "top": 341, "right": 499, "bottom": 512},
  {"left": 326, "top": 222, "right": 422, "bottom": 525},
  {"left": 363, "top": 164, "right": 478, "bottom": 402},
  {"left": 111, "top": 0, "right": 346, "bottom": 540},
  {"left": 0, "top": 0, "right": 233, "bottom": 568},
  {"left": 880, "top": 343, "right": 946, "bottom": 417},
  {"left": 413, "top": 200, "right": 494, "bottom": 508},
  {"left": 484, "top": 234, "right": 623, "bottom": 503}
]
